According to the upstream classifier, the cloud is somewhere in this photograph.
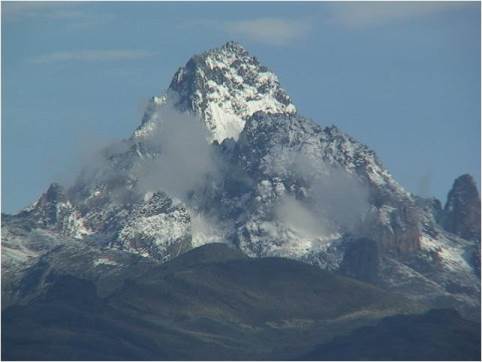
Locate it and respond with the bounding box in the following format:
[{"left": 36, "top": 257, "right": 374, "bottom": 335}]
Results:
[
  {"left": 276, "top": 196, "right": 333, "bottom": 238},
  {"left": 2, "top": 2, "right": 114, "bottom": 29},
  {"left": 263, "top": 145, "right": 370, "bottom": 235},
  {"left": 224, "top": 17, "right": 312, "bottom": 46},
  {"left": 191, "top": 213, "right": 226, "bottom": 247},
  {"left": 308, "top": 167, "right": 370, "bottom": 232},
  {"left": 327, "top": 2, "right": 474, "bottom": 28},
  {"left": 3, "top": 2, "right": 85, "bottom": 21},
  {"left": 266, "top": 147, "right": 370, "bottom": 233},
  {"left": 65, "top": 95, "right": 224, "bottom": 209},
  {"left": 30, "top": 50, "right": 156, "bottom": 64},
  {"left": 132, "top": 98, "right": 222, "bottom": 201}
]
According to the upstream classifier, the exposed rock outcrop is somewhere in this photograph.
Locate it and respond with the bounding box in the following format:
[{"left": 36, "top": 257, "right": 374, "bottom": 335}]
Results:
[
  {"left": 443, "top": 174, "right": 481, "bottom": 241},
  {"left": 340, "top": 238, "right": 381, "bottom": 284}
]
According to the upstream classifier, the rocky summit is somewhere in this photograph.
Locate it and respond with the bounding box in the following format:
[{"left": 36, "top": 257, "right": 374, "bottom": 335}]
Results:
[
  {"left": 2, "top": 42, "right": 481, "bottom": 344},
  {"left": 443, "top": 174, "right": 481, "bottom": 242}
]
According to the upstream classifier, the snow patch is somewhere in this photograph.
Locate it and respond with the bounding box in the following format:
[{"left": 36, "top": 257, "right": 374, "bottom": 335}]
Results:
[
  {"left": 94, "top": 257, "right": 118, "bottom": 267},
  {"left": 420, "top": 233, "right": 472, "bottom": 273}
]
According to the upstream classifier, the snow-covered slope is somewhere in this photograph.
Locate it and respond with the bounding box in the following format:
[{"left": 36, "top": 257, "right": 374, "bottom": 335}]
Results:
[
  {"left": 227, "top": 112, "right": 420, "bottom": 261},
  {"left": 135, "top": 41, "right": 296, "bottom": 143},
  {"left": 115, "top": 192, "right": 191, "bottom": 261}
]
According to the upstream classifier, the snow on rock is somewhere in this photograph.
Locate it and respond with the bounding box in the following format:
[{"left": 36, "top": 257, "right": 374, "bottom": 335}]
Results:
[
  {"left": 233, "top": 111, "right": 420, "bottom": 256},
  {"left": 114, "top": 192, "right": 192, "bottom": 261},
  {"left": 94, "top": 257, "right": 119, "bottom": 267},
  {"left": 420, "top": 232, "right": 472, "bottom": 273},
  {"left": 9, "top": 183, "right": 92, "bottom": 240},
  {"left": 165, "top": 41, "right": 296, "bottom": 143},
  {"left": 1, "top": 221, "right": 67, "bottom": 279},
  {"left": 378, "top": 205, "right": 396, "bottom": 226},
  {"left": 237, "top": 113, "right": 408, "bottom": 196},
  {"left": 132, "top": 95, "right": 167, "bottom": 139}
]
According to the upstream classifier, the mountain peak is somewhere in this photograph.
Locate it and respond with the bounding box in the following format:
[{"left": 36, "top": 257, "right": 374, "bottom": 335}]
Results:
[
  {"left": 443, "top": 174, "right": 481, "bottom": 241},
  {"left": 163, "top": 42, "right": 296, "bottom": 142},
  {"left": 42, "top": 183, "right": 67, "bottom": 204},
  {"left": 452, "top": 174, "right": 479, "bottom": 191},
  {"left": 220, "top": 40, "right": 248, "bottom": 55}
]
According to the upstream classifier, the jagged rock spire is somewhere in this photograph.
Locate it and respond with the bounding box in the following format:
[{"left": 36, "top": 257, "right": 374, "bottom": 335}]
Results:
[{"left": 443, "top": 174, "right": 481, "bottom": 241}]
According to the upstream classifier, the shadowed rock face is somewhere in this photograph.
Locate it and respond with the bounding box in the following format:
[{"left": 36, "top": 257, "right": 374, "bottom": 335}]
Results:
[
  {"left": 340, "top": 238, "right": 381, "bottom": 284},
  {"left": 443, "top": 174, "right": 481, "bottom": 241}
]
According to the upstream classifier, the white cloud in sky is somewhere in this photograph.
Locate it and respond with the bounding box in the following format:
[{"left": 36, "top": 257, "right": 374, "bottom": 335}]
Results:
[
  {"left": 224, "top": 17, "right": 312, "bottom": 46},
  {"left": 30, "top": 50, "right": 156, "bottom": 64},
  {"left": 185, "top": 3, "right": 470, "bottom": 47},
  {"left": 3, "top": 2, "right": 84, "bottom": 20},
  {"left": 2, "top": 2, "right": 113, "bottom": 28},
  {"left": 327, "top": 2, "right": 473, "bottom": 28}
]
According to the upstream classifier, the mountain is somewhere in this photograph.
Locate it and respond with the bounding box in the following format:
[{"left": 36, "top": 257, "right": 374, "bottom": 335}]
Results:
[
  {"left": 301, "top": 309, "right": 481, "bottom": 361},
  {"left": 2, "top": 243, "right": 426, "bottom": 360},
  {"left": 164, "top": 41, "right": 296, "bottom": 143},
  {"left": 2, "top": 41, "right": 480, "bottom": 326},
  {"left": 443, "top": 174, "right": 481, "bottom": 241}
]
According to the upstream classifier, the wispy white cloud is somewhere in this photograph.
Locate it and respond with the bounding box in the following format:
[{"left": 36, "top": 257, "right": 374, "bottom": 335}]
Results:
[
  {"left": 326, "top": 2, "right": 474, "bottom": 28},
  {"left": 30, "top": 50, "right": 156, "bottom": 64},
  {"left": 224, "top": 17, "right": 312, "bottom": 46},
  {"left": 2, "top": 2, "right": 113, "bottom": 28},
  {"left": 3, "top": 2, "right": 83, "bottom": 20}
]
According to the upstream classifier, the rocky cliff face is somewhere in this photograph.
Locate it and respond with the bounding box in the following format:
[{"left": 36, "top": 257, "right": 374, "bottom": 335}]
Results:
[
  {"left": 227, "top": 112, "right": 420, "bottom": 261},
  {"left": 339, "top": 238, "right": 381, "bottom": 284},
  {"left": 443, "top": 174, "right": 481, "bottom": 241}
]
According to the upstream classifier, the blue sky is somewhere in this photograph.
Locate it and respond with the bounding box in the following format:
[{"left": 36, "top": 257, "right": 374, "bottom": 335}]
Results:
[{"left": 2, "top": 1, "right": 480, "bottom": 213}]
